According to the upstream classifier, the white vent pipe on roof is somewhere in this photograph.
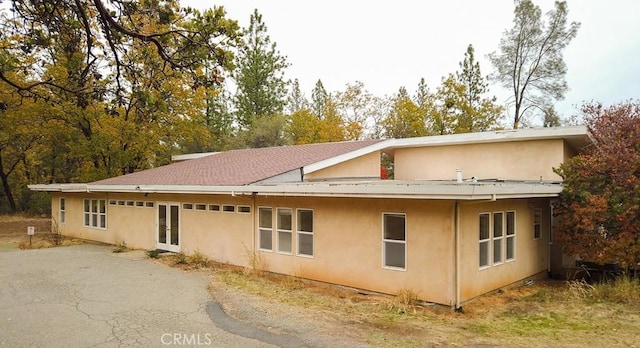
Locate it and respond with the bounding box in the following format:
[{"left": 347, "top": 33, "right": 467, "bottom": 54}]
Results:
[{"left": 456, "top": 169, "right": 463, "bottom": 183}]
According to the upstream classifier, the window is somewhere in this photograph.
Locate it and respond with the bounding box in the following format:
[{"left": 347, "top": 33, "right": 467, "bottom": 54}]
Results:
[
  {"left": 208, "top": 204, "right": 220, "bottom": 212},
  {"left": 297, "top": 209, "right": 313, "bottom": 257},
  {"left": 83, "top": 199, "right": 106, "bottom": 229},
  {"left": 135, "top": 201, "right": 144, "bottom": 207},
  {"left": 223, "top": 205, "right": 235, "bottom": 213},
  {"left": 109, "top": 199, "right": 116, "bottom": 206},
  {"left": 506, "top": 211, "right": 516, "bottom": 261},
  {"left": 277, "top": 208, "right": 292, "bottom": 254},
  {"left": 238, "top": 206, "right": 251, "bottom": 214},
  {"left": 117, "top": 200, "right": 125, "bottom": 206},
  {"left": 258, "top": 207, "right": 273, "bottom": 251},
  {"left": 533, "top": 208, "right": 542, "bottom": 240},
  {"left": 145, "top": 201, "right": 154, "bottom": 208},
  {"left": 479, "top": 213, "right": 490, "bottom": 268},
  {"left": 183, "top": 203, "right": 193, "bottom": 210},
  {"left": 126, "top": 200, "right": 134, "bottom": 207},
  {"left": 493, "top": 212, "right": 504, "bottom": 264},
  {"left": 195, "top": 204, "right": 206, "bottom": 211},
  {"left": 383, "top": 213, "right": 406, "bottom": 270},
  {"left": 59, "top": 198, "right": 66, "bottom": 224},
  {"left": 479, "top": 211, "right": 517, "bottom": 268}
]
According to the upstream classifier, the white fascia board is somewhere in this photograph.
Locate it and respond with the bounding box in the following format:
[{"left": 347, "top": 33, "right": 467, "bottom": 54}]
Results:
[
  {"left": 387, "top": 126, "right": 588, "bottom": 149},
  {"left": 303, "top": 140, "right": 396, "bottom": 175},
  {"left": 30, "top": 182, "right": 562, "bottom": 201}
]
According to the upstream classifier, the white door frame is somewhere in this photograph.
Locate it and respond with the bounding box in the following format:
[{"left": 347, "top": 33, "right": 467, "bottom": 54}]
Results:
[{"left": 156, "top": 202, "right": 181, "bottom": 252}]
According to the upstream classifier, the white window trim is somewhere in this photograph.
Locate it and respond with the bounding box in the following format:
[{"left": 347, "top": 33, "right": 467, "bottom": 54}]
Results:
[
  {"left": 506, "top": 210, "right": 516, "bottom": 262},
  {"left": 492, "top": 211, "right": 504, "bottom": 266},
  {"left": 257, "top": 206, "right": 273, "bottom": 252},
  {"left": 296, "top": 208, "right": 314, "bottom": 258},
  {"left": 59, "top": 198, "right": 66, "bottom": 224},
  {"left": 208, "top": 204, "right": 220, "bottom": 212},
  {"left": 195, "top": 203, "right": 207, "bottom": 211},
  {"left": 382, "top": 212, "right": 407, "bottom": 271},
  {"left": 276, "top": 207, "right": 293, "bottom": 255},
  {"left": 83, "top": 198, "right": 107, "bottom": 230},
  {"left": 478, "top": 212, "right": 491, "bottom": 270},
  {"left": 222, "top": 204, "right": 236, "bottom": 213},
  {"left": 238, "top": 205, "right": 251, "bottom": 214}
]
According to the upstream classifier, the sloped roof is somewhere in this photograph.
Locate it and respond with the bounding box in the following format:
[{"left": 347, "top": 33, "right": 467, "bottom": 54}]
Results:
[{"left": 92, "top": 139, "right": 383, "bottom": 186}]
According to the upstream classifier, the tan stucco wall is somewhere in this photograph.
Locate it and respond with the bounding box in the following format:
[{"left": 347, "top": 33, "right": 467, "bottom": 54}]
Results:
[
  {"left": 304, "top": 152, "right": 381, "bottom": 180},
  {"left": 457, "top": 199, "right": 550, "bottom": 302},
  {"left": 394, "top": 139, "right": 566, "bottom": 181},
  {"left": 253, "top": 196, "right": 455, "bottom": 305},
  {"left": 51, "top": 191, "right": 550, "bottom": 306}
]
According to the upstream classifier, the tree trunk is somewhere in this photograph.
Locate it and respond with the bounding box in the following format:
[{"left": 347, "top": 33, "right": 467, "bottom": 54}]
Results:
[{"left": 0, "top": 172, "right": 17, "bottom": 213}]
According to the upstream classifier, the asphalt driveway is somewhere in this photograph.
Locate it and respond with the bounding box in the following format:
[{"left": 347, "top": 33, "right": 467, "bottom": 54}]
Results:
[{"left": 0, "top": 244, "right": 305, "bottom": 347}]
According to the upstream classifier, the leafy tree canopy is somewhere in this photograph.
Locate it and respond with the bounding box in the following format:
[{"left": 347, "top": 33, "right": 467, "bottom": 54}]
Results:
[{"left": 554, "top": 101, "right": 640, "bottom": 267}]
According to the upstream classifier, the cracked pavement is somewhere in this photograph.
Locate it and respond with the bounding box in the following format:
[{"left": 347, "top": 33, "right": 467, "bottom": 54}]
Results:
[{"left": 0, "top": 244, "right": 292, "bottom": 347}]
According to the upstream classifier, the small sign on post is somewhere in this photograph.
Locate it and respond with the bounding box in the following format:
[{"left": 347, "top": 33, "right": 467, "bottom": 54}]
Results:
[{"left": 27, "top": 226, "right": 35, "bottom": 247}]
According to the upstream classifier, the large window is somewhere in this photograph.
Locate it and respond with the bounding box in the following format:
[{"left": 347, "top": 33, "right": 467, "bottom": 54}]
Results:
[
  {"left": 84, "top": 199, "right": 106, "bottom": 229},
  {"left": 296, "top": 209, "right": 314, "bottom": 257},
  {"left": 59, "top": 198, "right": 66, "bottom": 224},
  {"left": 479, "top": 210, "right": 516, "bottom": 268},
  {"left": 258, "top": 207, "right": 273, "bottom": 251},
  {"left": 383, "top": 213, "right": 406, "bottom": 270},
  {"left": 277, "top": 208, "right": 293, "bottom": 254}
]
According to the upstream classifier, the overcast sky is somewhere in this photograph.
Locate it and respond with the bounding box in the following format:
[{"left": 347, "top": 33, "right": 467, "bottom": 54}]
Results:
[{"left": 184, "top": 0, "right": 639, "bottom": 125}]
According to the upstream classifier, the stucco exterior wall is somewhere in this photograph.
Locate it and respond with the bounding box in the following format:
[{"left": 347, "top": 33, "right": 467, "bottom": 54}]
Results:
[
  {"left": 252, "top": 196, "right": 455, "bottom": 305},
  {"left": 304, "top": 152, "right": 381, "bottom": 180},
  {"left": 394, "top": 139, "right": 565, "bottom": 181},
  {"left": 51, "top": 191, "right": 550, "bottom": 306},
  {"left": 457, "top": 199, "right": 550, "bottom": 302}
]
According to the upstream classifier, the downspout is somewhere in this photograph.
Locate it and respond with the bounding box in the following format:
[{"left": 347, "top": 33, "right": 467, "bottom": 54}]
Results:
[
  {"left": 252, "top": 193, "right": 257, "bottom": 253},
  {"left": 454, "top": 200, "right": 462, "bottom": 311},
  {"left": 548, "top": 200, "right": 554, "bottom": 274}
]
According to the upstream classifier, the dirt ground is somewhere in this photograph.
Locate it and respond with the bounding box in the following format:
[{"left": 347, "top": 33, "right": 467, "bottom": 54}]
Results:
[{"left": 3, "top": 216, "right": 640, "bottom": 347}]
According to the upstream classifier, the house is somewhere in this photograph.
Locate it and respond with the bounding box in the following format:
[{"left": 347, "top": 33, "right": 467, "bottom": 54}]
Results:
[{"left": 29, "top": 126, "right": 591, "bottom": 308}]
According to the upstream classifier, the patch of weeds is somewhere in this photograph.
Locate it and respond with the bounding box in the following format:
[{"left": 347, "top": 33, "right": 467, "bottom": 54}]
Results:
[
  {"left": 585, "top": 276, "right": 640, "bottom": 305},
  {"left": 173, "top": 252, "right": 188, "bottom": 265},
  {"left": 242, "top": 244, "right": 266, "bottom": 275},
  {"left": 46, "top": 218, "right": 63, "bottom": 246},
  {"left": 383, "top": 289, "right": 420, "bottom": 315},
  {"left": 146, "top": 249, "right": 160, "bottom": 258},
  {"left": 565, "top": 279, "right": 596, "bottom": 299},
  {"left": 188, "top": 251, "right": 210, "bottom": 268},
  {"left": 112, "top": 241, "right": 127, "bottom": 253}
]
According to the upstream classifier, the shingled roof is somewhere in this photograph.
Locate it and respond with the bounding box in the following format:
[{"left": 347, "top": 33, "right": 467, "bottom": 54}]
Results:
[{"left": 92, "top": 139, "right": 383, "bottom": 186}]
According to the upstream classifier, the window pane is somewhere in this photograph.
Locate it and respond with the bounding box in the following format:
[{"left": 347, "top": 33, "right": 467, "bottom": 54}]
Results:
[
  {"left": 298, "top": 233, "right": 313, "bottom": 256},
  {"left": 91, "top": 200, "right": 98, "bottom": 213},
  {"left": 60, "top": 198, "right": 66, "bottom": 210},
  {"left": 60, "top": 212, "right": 65, "bottom": 224},
  {"left": 534, "top": 224, "right": 541, "bottom": 239},
  {"left": 297, "top": 210, "right": 313, "bottom": 233},
  {"left": 223, "top": 205, "right": 235, "bottom": 212},
  {"left": 479, "top": 213, "right": 490, "bottom": 240},
  {"left": 158, "top": 205, "right": 167, "bottom": 243},
  {"left": 278, "top": 231, "right": 292, "bottom": 253},
  {"left": 208, "top": 204, "right": 220, "bottom": 212},
  {"left": 259, "top": 208, "right": 272, "bottom": 228},
  {"left": 506, "top": 211, "right": 515, "bottom": 235},
  {"left": 384, "top": 241, "right": 405, "bottom": 269},
  {"left": 170, "top": 206, "right": 179, "bottom": 245},
  {"left": 84, "top": 213, "right": 90, "bottom": 226},
  {"left": 195, "top": 204, "right": 206, "bottom": 211},
  {"left": 506, "top": 236, "right": 515, "bottom": 260},
  {"left": 278, "top": 209, "right": 292, "bottom": 230},
  {"left": 92, "top": 214, "right": 98, "bottom": 227},
  {"left": 100, "top": 215, "right": 106, "bottom": 228},
  {"left": 493, "top": 239, "right": 502, "bottom": 263},
  {"left": 84, "top": 199, "right": 90, "bottom": 213},
  {"left": 479, "top": 241, "right": 489, "bottom": 267},
  {"left": 493, "top": 212, "right": 503, "bottom": 237},
  {"left": 384, "top": 214, "right": 405, "bottom": 241},
  {"left": 99, "top": 200, "right": 106, "bottom": 213},
  {"left": 259, "top": 228, "right": 272, "bottom": 250},
  {"left": 238, "top": 206, "right": 251, "bottom": 213}
]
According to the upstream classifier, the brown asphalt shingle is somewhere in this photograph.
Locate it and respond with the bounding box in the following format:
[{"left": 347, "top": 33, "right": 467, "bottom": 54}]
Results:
[{"left": 92, "top": 139, "right": 383, "bottom": 186}]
